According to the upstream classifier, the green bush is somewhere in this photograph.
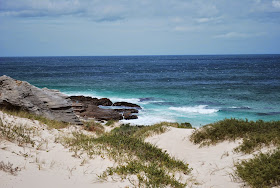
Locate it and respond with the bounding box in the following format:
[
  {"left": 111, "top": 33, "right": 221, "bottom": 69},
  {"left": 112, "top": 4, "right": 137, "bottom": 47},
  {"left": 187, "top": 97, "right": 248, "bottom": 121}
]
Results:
[
  {"left": 190, "top": 118, "right": 280, "bottom": 153},
  {"left": 235, "top": 149, "right": 280, "bottom": 188}
]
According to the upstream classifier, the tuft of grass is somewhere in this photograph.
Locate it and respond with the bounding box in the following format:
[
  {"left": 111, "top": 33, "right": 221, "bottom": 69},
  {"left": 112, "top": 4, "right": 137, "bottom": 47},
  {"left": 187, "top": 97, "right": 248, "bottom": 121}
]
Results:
[
  {"left": 0, "top": 118, "right": 35, "bottom": 147},
  {"left": 235, "top": 149, "right": 280, "bottom": 188},
  {"left": 190, "top": 118, "right": 280, "bottom": 153},
  {"left": 101, "top": 161, "right": 187, "bottom": 188},
  {"left": 105, "top": 120, "right": 118, "bottom": 126},
  {"left": 0, "top": 161, "right": 21, "bottom": 175},
  {"left": 112, "top": 122, "right": 192, "bottom": 140},
  {"left": 82, "top": 120, "right": 104, "bottom": 135},
  {"left": 0, "top": 109, "right": 69, "bottom": 129},
  {"left": 62, "top": 123, "right": 191, "bottom": 187}
]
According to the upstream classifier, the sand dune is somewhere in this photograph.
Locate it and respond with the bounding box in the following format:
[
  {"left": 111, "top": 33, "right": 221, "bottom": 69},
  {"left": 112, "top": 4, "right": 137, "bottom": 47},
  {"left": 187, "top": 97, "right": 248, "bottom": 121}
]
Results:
[{"left": 0, "top": 111, "right": 257, "bottom": 187}]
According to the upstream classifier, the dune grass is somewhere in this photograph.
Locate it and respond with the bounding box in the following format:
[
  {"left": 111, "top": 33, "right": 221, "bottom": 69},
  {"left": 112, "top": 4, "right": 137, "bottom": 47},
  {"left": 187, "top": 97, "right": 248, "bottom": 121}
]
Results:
[
  {"left": 190, "top": 118, "right": 280, "bottom": 153},
  {"left": 0, "top": 161, "right": 21, "bottom": 176},
  {"left": 0, "top": 118, "right": 35, "bottom": 147},
  {"left": 235, "top": 149, "right": 280, "bottom": 188},
  {"left": 112, "top": 122, "right": 192, "bottom": 140},
  {"left": 0, "top": 109, "right": 69, "bottom": 129},
  {"left": 82, "top": 120, "right": 104, "bottom": 135},
  {"left": 105, "top": 120, "right": 118, "bottom": 126},
  {"left": 63, "top": 123, "right": 191, "bottom": 187},
  {"left": 190, "top": 118, "right": 280, "bottom": 187},
  {"left": 101, "top": 161, "right": 187, "bottom": 188}
]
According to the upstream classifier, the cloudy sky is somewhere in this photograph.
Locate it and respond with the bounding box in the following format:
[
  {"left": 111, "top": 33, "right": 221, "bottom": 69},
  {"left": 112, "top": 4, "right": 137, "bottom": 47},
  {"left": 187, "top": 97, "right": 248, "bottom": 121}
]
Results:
[{"left": 0, "top": 0, "right": 280, "bottom": 56}]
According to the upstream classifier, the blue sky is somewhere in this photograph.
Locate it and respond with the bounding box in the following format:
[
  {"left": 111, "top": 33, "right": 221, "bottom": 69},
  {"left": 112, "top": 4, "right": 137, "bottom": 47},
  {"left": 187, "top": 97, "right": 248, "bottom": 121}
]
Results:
[{"left": 0, "top": 0, "right": 280, "bottom": 56}]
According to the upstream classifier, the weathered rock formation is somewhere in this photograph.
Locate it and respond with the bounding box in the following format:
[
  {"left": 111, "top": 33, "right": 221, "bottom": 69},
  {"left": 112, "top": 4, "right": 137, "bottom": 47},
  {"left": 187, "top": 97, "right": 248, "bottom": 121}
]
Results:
[
  {"left": 0, "top": 75, "right": 81, "bottom": 124},
  {"left": 70, "top": 96, "right": 140, "bottom": 120},
  {"left": 113, "top": 102, "right": 141, "bottom": 109}
]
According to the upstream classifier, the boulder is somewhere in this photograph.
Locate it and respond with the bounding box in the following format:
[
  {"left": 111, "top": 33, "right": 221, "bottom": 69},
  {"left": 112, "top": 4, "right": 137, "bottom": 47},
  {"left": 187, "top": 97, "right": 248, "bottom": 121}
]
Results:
[
  {"left": 70, "top": 96, "right": 113, "bottom": 106},
  {"left": 0, "top": 75, "right": 81, "bottom": 125},
  {"left": 70, "top": 96, "right": 122, "bottom": 120},
  {"left": 77, "top": 105, "right": 122, "bottom": 121}
]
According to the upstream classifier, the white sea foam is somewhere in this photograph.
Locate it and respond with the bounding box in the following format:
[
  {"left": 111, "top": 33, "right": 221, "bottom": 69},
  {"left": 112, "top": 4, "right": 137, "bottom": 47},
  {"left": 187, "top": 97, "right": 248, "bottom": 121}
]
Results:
[
  {"left": 169, "top": 105, "right": 219, "bottom": 114},
  {"left": 121, "top": 114, "right": 175, "bottom": 125},
  {"left": 109, "top": 97, "right": 140, "bottom": 104}
]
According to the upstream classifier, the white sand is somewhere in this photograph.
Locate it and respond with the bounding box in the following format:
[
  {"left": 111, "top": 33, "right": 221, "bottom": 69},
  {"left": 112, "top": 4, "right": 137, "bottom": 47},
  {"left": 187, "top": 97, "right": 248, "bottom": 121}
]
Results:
[
  {"left": 0, "top": 111, "right": 131, "bottom": 188},
  {"left": 0, "top": 111, "right": 264, "bottom": 188},
  {"left": 145, "top": 127, "right": 256, "bottom": 188}
]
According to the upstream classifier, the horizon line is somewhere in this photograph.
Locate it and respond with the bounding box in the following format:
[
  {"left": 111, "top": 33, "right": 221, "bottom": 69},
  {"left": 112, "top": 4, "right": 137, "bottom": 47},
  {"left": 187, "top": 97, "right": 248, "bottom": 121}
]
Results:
[{"left": 1, "top": 53, "right": 280, "bottom": 58}]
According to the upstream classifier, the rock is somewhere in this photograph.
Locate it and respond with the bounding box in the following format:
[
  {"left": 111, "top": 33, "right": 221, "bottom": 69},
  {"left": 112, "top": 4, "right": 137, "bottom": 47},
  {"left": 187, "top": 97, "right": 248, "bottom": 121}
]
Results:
[
  {"left": 70, "top": 96, "right": 140, "bottom": 120},
  {"left": 0, "top": 75, "right": 81, "bottom": 125},
  {"left": 113, "top": 102, "right": 141, "bottom": 109},
  {"left": 78, "top": 105, "right": 122, "bottom": 121},
  {"left": 70, "top": 96, "right": 113, "bottom": 106},
  {"left": 114, "top": 109, "right": 139, "bottom": 114},
  {"left": 123, "top": 111, "right": 138, "bottom": 120},
  {"left": 70, "top": 96, "right": 122, "bottom": 121}
]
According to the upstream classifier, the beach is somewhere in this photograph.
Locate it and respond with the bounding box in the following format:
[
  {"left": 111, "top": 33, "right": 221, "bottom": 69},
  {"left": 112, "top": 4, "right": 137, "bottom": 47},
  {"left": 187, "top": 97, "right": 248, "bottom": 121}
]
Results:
[{"left": 1, "top": 110, "right": 270, "bottom": 188}]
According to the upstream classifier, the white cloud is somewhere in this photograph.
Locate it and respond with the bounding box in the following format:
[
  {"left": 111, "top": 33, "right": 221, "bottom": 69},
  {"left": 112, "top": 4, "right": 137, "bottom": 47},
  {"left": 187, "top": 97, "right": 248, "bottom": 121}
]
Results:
[
  {"left": 214, "top": 32, "right": 265, "bottom": 38},
  {"left": 272, "top": 0, "right": 280, "bottom": 8},
  {"left": 196, "top": 16, "right": 223, "bottom": 23}
]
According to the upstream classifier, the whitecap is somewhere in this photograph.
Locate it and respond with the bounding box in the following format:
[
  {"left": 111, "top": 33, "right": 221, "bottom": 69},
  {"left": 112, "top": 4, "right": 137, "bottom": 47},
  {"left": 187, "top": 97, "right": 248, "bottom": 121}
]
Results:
[
  {"left": 121, "top": 116, "right": 175, "bottom": 126},
  {"left": 169, "top": 105, "right": 219, "bottom": 114}
]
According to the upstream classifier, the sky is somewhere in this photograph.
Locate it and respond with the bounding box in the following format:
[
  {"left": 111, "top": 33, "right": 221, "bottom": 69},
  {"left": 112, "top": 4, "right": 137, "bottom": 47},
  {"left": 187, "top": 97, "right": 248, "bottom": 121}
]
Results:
[{"left": 0, "top": 0, "right": 280, "bottom": 56}]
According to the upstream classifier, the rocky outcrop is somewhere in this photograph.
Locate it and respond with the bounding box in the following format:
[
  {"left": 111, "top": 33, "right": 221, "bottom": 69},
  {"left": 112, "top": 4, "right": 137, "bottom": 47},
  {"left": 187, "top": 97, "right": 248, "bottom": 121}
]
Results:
[
  {"left": 113, "top": 102, "right": 141, "bottom": 109},
  {"left": 70, "top": 96, "right": 140, "bottom": 120},
  {"left": 70, "top": 96, "right": 113, "bottom": 106},
  {"left": 0, "top": 75, "right": 81, "bottom": 125},
  {"left": 70, "top": 96, "right": 122, "bottom": 121}
]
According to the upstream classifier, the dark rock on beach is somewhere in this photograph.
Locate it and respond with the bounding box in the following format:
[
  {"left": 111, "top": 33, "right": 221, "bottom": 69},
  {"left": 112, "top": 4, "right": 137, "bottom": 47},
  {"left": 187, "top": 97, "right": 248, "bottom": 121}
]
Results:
[
  {"left": 70, "top": 96, "right": 140, "bottom": 120},
  {"left": 0, "top": 75, "right": 81, "bottom": 125},
  {"left": 70, "top": 95, "right": 121, "bottom": 120},
  {"left": 70, "top": 96, "right": 113, "bottom": 106}
]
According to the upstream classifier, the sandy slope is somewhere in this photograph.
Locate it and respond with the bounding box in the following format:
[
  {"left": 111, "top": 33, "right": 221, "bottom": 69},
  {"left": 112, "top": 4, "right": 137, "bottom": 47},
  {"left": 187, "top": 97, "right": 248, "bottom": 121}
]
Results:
[
  {"left": 0, "top": 111, "right": 258, "bottom": 188},
  {"left": 145, "top": 127, "right": 252, "bottom": 188},
  {"left": 0, "top": 111, "right": 130, "bottom": 188}
]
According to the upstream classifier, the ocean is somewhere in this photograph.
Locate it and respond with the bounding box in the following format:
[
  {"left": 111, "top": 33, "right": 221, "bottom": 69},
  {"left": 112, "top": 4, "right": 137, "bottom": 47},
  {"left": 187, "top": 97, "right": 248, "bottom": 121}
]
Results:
[{"left": 1, "top": 55, "right": 280, "bottom": 127}]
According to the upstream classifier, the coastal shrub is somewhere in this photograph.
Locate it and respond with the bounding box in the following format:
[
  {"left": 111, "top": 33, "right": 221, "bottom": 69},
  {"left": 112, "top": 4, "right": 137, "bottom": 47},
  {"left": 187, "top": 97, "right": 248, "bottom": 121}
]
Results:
[
  {"left": 105, "top": 120, "right": 117, "bottom": 126},
  {"left": 82, "top": 120, "right": 104, "bottom": 135},
  {"left": 0, "top": 109, "right": 69, "bottom": 129},
  {"left": 63, "top": 123, "right": 191, "bottom": 187},
  {"left": 112, "top": 122, "right": 192, "bottom": 140},
  {"left": 235, "top": 149, "right": 280, "bottom": 188},
  {"left": 101, "top": 161, "right": 186, "bottom": 188},
  {"left": 190, "top": 118, "right": 280, "bottom": 153}
]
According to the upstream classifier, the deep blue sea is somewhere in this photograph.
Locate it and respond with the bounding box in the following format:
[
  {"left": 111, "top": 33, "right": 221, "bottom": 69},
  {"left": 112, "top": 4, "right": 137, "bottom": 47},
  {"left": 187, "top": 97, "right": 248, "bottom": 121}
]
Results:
[{"left": 1, "top": 55, "right": 280, "bottom": 127}]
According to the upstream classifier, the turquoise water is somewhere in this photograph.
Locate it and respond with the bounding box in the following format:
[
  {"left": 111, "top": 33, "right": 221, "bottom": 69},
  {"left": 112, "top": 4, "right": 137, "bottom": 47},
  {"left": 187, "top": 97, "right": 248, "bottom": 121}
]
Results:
[{"left": 1, "top": 55, "right": 280, "bottom": 127}]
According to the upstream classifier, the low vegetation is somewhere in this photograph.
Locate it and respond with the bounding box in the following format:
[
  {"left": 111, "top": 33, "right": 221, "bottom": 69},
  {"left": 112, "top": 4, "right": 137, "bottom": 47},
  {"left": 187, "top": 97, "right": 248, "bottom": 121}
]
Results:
[
  {"left": 190, "top": 118, "right": 280, "bottom": 187},
  {"left": 112, "top": 122, "right": 192, "bottom": 140},
  {"left": 82, "top": 120, "right": 104, "bottom": 135},
  {"left": 0, "top": 109, "right": 69, "bottom": 129},
  {"left": 101, "top": 161, "right": 187, "bottom": 188},
  {"left": 105, "top": 120, "right": 117, "bottom": 126},
  {"left": 0, "top": 118, "right": 35, "bottom": 147},
  {"left": 190, "top": 118, "right": 280, "bottom": 153},
  {"left": 235, "top": 149, "right": 280, "bottom": 188},
  {"left": 63, "top": 123, "right": 192, "bottom": 187},
  {"left": 0, "top": 161, "right": 21, "bottom": 175}
]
